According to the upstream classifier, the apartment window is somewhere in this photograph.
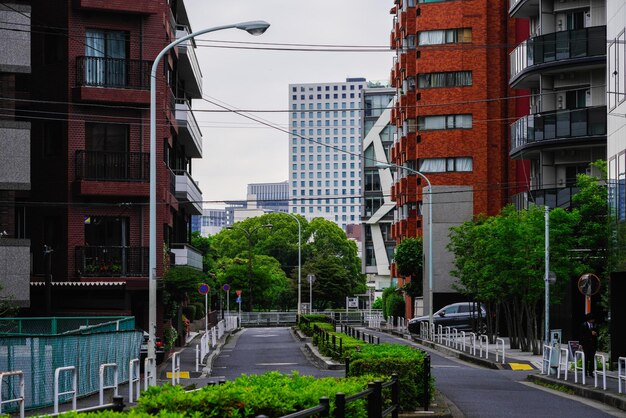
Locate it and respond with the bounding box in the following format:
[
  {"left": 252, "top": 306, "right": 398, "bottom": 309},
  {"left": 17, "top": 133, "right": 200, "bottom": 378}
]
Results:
[
  {"left": 418, "top": 114, "right": 472, "bottom": 130},
  {"left": 419, "top": 157, "right": 473, "bottom": 172},
  {"left": 418, "top": 71, "right": 472, "bottom": 88},
  {"left": 418, "top": 28, "right": 471, "bottom": 45},
  {"left": 84, "top": 29, "right": 128, "bottom": 86}
]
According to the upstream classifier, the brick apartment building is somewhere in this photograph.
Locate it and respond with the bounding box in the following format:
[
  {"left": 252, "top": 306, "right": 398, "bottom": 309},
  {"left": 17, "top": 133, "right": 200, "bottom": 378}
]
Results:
[
  {"left": 20, "top": 0, "right": 203, "bottom": 330},
  {"left": 388, "top": 0, "right": 517, "bottom": 317}
]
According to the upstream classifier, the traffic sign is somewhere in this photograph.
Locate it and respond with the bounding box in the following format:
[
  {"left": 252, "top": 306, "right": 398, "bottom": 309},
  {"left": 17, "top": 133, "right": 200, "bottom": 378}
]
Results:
[
  {"left": 223, "top": 284, "right": 230, "bottom": 292},
  {"left": 236, "top": 290, "right": 242, "bottom": 297},
  {"left": 198, "top": 283, "right": 210, "bottom": 295},
  {"left": 578, "top": 273, "right": 601, "bottom": 296},
  {"left": 236, "top": 296, "right": 241, "bottom": 303}
]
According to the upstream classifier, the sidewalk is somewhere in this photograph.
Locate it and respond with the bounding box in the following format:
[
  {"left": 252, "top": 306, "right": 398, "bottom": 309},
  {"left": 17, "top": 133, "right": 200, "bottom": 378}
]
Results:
[{"left": 377, "top": 326, "right": 626, "bottom": 413}]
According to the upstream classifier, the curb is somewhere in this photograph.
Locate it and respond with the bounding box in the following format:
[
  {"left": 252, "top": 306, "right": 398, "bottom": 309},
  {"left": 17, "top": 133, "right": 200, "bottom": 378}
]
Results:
[
  {"left": 202, "top": 328, "right": 239, "bottom": 377},
  {"left": 527, "top": 374, "right": 626, "bottom": 412}
]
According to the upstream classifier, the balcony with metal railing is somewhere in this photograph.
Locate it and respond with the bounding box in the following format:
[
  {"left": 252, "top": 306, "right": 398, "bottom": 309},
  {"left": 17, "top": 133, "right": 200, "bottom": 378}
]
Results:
[
  {"left": 176, "top": 25, "right": 203, "bottom": 98},
  {"left": 74, "top": 150, "right": 149, "bottom": 196},
  {"left": 509, "top": 26, "right": 606, "bottom": 88},
  {"left": 75, "top": 246, "right": 148, "bottom": 277},
  {"left": 173, "top": 169, "right": 203, "bottom": 215},
  {"left": 75, "top": 56, "right": 152, "bottom": 103},
  {"left": 76, "top": 0, "right": 160, "bottom": 14},
  {"left": 509, "top": 106, "right": 606, "bottom": 157},
  {"left": 175, "top": 99, "right": 202, "bottom": 158},
  {"left": 170, "top": 243, "right": 203, "bottom": 270}
]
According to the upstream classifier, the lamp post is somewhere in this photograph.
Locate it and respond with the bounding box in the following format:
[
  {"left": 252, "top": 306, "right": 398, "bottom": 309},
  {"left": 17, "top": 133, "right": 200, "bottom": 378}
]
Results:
[
  {"left": 225, "top": 223, "right": 273, "bottom": 311},
  {"left": 375, "top": 162, "right": 433, "bottom": 326},
  {"left": 148, "top": 20, "right": 270, "bottom": 385}
]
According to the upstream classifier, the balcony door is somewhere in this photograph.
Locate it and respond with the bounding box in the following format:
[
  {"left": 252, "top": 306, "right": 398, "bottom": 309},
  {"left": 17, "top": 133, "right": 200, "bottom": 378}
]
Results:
[
  {"left": 85, "top": 30, "right": 127, "bottom": 87},
  {"left": 85, "top": 123, "right": 129, "bottom": 180},
  {"left": 84, "top": 216, "right": 129, "bottom": 274}
]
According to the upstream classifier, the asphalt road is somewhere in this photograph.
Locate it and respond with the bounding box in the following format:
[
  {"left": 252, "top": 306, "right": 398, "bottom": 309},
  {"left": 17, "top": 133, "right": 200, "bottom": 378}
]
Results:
[
  {"left": 209, "top": 327, "right": 626, "bottom": 418},
  {"left": 209, "top": 327, "right": 344, "bottom": 381}
]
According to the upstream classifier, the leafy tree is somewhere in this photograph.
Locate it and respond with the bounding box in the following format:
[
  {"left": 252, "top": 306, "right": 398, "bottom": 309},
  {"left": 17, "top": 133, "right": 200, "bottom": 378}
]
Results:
[
  {"left": 162, "top": 266, "right": 207, "bottom": 343},
  {"left": 191, "top": 231, "right": 219, "bottom": 273}
]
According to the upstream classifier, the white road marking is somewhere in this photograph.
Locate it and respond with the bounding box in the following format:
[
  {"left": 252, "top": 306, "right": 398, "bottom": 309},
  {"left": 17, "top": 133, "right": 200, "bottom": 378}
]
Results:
[
  {"left": 256, "top": 363, "right": 299, "bottom": 366},
  {"left": 252, "top": 335, "right": 279, "bottom": 338}
]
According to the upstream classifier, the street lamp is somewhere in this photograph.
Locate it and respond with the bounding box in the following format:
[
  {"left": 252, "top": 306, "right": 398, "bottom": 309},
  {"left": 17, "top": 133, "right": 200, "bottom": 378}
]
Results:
[
  {"left": 148, "top": 20, "right": 270, "bottom": 385},
  {"left": 266, "top": 211, "right": 302, "bottom": 316},
  {"left": 225, "top": 223, "right": 273, "bottom": 311},
  {"left": 375, "top": 162, "right": 434, "bottom": 327}
]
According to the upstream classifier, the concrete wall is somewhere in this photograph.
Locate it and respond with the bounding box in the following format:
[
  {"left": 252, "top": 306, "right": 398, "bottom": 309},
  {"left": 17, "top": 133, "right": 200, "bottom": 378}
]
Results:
[
  {"left": 0, "top": 121, "right": 30, "bottom": 190},
  {"left": 0, "top": 239, "right": 30, "bottom": 307},
  {"left": 0, "top": 4, "right": 31, "bottom": 73},
  {"left": 423, "top": 186, "right": 474, "bottom": 314}
]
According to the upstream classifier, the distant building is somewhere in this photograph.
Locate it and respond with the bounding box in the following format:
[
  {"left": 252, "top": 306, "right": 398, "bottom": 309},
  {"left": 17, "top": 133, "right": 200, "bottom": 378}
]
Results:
[
  {"left": 248, "top": 181, "right": 289, "bottom": 212},
  {"left": 360, "top": 87, "right": 396, "bottom": 300},
  {"left": 288, "top": 78, "right": 367, "bottom": 231},
  {"left": 197, "top": 209, "right": 227, "bottom": 236}
]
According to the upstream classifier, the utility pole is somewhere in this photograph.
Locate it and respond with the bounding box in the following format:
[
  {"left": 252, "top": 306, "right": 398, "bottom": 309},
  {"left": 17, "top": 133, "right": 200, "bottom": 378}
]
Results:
[{"left": 544, "top": 206, "right": 550, "bottom": 345}]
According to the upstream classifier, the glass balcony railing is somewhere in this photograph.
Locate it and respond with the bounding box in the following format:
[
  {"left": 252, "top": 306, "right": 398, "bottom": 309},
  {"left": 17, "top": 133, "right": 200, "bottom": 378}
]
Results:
[
  {"left": 510, "top": 26, "right": 606, "bottom": 81},
  {"left": 512, "top": 187, "right": 580, "bottom": 210},
  {"left": 76, "top": 56, "right": 152, "bottom": 89},
  {"left": 75, "top": 151, "right": 149, "bottom": 181},
  {"left": 76, "top": 246, "right": 148, "bottom": 277},
  {"left": 510, "top": 106, "right": 606, "bottom": 153}
]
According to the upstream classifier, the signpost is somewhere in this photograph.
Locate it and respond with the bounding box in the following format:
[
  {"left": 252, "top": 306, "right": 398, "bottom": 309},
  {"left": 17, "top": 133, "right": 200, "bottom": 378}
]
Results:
[
  {"left": 198, "top": 283, "right": 210, "bottom": 336},
  {"left": 236, "top": 290, "right": 242, "bottom": 325}
]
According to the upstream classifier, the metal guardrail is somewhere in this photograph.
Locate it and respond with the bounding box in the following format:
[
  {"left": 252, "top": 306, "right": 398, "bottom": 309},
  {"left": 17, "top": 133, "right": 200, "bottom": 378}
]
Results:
[
  {"left": 574, "top": 350, "right": 586, "bottom": 384},
  {"left": 54, "top": 366, "right": 77, "bottom": 414},
  {"left": 594, "top": 354, "right": 607, "bottom": 390},
  {"left": 98, "top": 363, "right": 118, "bottom": 406}
]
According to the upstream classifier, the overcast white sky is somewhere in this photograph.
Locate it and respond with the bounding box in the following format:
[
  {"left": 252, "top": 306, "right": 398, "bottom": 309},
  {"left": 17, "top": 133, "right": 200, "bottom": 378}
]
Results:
[{"left": 184, "top": 0, "right": 394, "bottom": 207}]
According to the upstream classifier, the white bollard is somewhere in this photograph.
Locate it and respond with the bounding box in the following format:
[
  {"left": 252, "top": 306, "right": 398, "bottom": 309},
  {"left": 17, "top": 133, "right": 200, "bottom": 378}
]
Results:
[
  {"left": 144, "top": 357, "right": 155, "bottom": 389},
  {"left": 574, "top": 351, "right": 586, "bottom": 385},
  {"left": 460, "top": 331, "right": 466, "bottom": 352},
  {"left": 495, "top": 338, "right": 505, "bottom": 364},
  {"left": 557, "top": 348, "right": 569, "bottom": 381},
  {"left": 129, "top": 359, "right": 140, "bottom": 403},
  {"left": 444, "top": 327, "right": 451, "bottom": 346},
  {"left": 452, "top": 328, "right": 459, "bottom": 349},
  {"left": 0, "top": 371, "right": 25, "bottom": 418},
  {"left": 469, "top": 332, "right": 476, "bottom": 355},
  {"left": 54, "top": 366, "right": 77, "bottom": 414},
  {"left": 437, "top": 325, "right": 443, "bottom": 344},
  {"left": 99, "top": 363, "right": 118, "bottom": 406},
  {"left": 479, "top": 335, "right": 489, "bottom": 359},
  {"left": 594, "top": 354, "right": 606, "bottom": 390},
  {"left": 171, "top": 351, "right": 181, "bottom": 386},
  {"left": 619, "top": 357, "right": 626, "bottom": 394},
  {"left": 542, "top": 345, "right": 552, "bottom": 375}
]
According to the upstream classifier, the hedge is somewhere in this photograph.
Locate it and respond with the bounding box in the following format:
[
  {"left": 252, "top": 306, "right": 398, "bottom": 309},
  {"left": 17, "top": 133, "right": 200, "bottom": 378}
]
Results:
[{"left": 347, "top": 343, "right": 433, "bottom": 411}]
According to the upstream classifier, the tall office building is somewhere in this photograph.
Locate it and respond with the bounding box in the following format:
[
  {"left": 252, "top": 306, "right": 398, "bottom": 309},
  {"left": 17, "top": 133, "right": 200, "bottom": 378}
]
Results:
[
  {"left": 360, "top": 87, "right": 396, "bottom": 298},
  {"left": 288, "top": 78, "right": 368, "bottom": 231},
  {"left": 607, "top": 0, "right": 626, "bottom": 364},
  {"left": 389, "top": 0, "right": 515, "bottom": 317}
]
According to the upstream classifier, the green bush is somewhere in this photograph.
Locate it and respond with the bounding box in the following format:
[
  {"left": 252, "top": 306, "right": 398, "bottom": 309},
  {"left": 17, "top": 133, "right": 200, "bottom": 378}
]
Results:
[
  {"left": 348, "top": 343, "right": 433, "bottom": 411},
  {"left": 59, "top": 372, "right": 388, "bottom": 417},
  {"left": 182, "top": 305, "right": 196, "bottom": 323}
]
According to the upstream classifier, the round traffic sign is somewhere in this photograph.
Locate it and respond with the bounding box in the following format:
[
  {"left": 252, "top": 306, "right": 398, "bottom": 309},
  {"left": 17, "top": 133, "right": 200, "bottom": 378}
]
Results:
[
  {"left": 223, "top": 283, "right": 230, "bottom": 291},
  {"left": 198, "top": 283, "right": 209, "bottom": 295}
]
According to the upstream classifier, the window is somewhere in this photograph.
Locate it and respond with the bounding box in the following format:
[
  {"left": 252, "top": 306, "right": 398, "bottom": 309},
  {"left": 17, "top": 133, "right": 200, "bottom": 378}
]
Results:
[
  {"left": 419, "top": 157, "right": 473, "bottom": 172},
  {"left": 418, "top": 28, "right": 471, "bottom": 45},
  {"left": 85, "top": 29, "right": 128, "bottom": 86},
  {"left": 418, "top": 71, "right": 472, "bottom": 88},
  {"left": 418, "top": 114, "right": 472, "bottom": 130}
]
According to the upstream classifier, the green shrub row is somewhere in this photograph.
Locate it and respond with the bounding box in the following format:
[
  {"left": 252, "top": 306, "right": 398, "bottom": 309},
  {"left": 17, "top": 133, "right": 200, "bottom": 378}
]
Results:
[
  {"left": 59, "top": 372, "right": 383, "bottom": 418},
  {"left": 348, "top": 343, "right": 434, "bottom": 411}
]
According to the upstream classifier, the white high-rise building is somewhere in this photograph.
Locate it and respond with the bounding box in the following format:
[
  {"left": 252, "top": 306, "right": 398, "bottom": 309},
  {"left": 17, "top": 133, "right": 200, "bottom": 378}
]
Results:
[{"left": 288, "top": 78, "right": 367, "bottom": 230}]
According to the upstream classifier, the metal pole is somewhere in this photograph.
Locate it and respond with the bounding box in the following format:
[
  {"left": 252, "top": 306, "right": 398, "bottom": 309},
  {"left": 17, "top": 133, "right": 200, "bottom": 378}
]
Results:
[
  {"left": 297, "top": 219, "right": 302, "bottom": 316},
  {"left": 205, "top": 292, "right": 208, "bottom": 337},
  {"left": 148, "top": 20, "right": 269, "bottom": 386},
  {"left": 543, "top": 206, "right": 550, "bottom": 344},
  {"left": 310, "top": 277, "right": 313, "bottom": 312}
]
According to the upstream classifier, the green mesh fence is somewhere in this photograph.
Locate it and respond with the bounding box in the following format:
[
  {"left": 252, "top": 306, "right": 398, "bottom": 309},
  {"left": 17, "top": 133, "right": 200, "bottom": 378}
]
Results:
[
  {"left": 0, "top": 316, "right": 135, "bottom": 336},
  {"left": 0, "top": 318, "right": 142, "bottom": 411}
]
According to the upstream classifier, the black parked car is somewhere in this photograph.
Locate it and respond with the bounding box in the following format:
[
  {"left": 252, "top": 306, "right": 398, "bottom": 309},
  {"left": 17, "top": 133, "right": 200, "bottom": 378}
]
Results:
[
  {"left": 140, "top": 331, "right": 165, "bottom": 364},
  {"left": 408, "top": 302, "right": 487, "bottom": 334}
]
